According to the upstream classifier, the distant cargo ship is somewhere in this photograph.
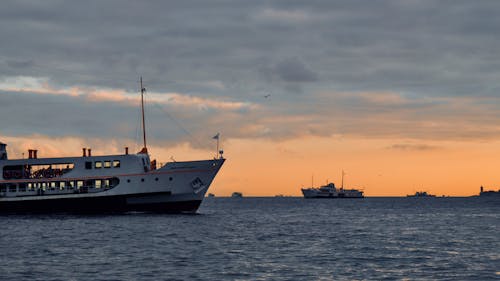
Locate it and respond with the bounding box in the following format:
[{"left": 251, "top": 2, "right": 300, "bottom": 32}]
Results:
[
  {"left": 407, "top": 191, "right": 436, "bottom": 198},
  {"left": 479, "top": 186, "right": 500, "bottom": 197}
]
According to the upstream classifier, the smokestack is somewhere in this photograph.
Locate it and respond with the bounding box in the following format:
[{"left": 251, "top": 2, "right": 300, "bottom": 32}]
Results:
[
  {"left": 125, "top": 147, "right": 129, "bottom": 155},
  {"left": 0, "top": 143, "right": 7, "bottom": 160},
  {"left": 88, "top": 148, "right": 92, "bottom": 157},
  {"left": 33, "top": 150, "right": 38, "bottom": 159},
  {"left": 83, "top": 148, "right": 87, "bottom": 157},
  {"left": 28, "top": 150, "right": 33, "bottom": 159}
]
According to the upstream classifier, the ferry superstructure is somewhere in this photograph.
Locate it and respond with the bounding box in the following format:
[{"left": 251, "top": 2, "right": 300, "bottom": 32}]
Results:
[{"left": 0, "top": 78, "right": 225, "bottom": 213}]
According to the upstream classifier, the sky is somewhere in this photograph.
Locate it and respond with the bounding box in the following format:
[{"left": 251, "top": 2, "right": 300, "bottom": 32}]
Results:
[{"left": 1, "top": 0, "right": 500, "bottom": 196}]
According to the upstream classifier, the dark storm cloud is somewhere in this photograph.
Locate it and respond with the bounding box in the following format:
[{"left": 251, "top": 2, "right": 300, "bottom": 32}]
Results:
[
  {"left": 260, "top": 57, "right": 318, "bottom": 83},
  {"left": 0, "top": 90, "right": 137, "bottom": 138},
  {"left": 6, "top": 59, "right": 35, "bottom": 69},
  {"left": 1, "top": 0, "right": 500, "bottom": 143},
  {"left": 2, "top": 0, "right": 499, "bottom": 97}
]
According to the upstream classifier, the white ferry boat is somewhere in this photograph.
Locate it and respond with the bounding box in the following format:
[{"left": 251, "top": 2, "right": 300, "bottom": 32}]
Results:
[
  {"left": 301, "top": 182, "right": 364, "bottom": 198},
  {"left": 301, "top": 171, "right": 364, "bottom": 199},
  {"left": 0, "top": 79, "right": 225, "bottom": 213}
]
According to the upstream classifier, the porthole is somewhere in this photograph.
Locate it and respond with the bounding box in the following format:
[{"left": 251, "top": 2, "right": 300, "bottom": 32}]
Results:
[
  {"left": 169, "top": 177, "right": 173, "bottom": 181},
  {"left": 127, "top": 179, "right": 131, "bottom": 183},
  {"left": 141, "top": 178, "right": 145, "bottom": 182},
  {"left": 155, "top": 178, "right": 159, "bottom": 181}
]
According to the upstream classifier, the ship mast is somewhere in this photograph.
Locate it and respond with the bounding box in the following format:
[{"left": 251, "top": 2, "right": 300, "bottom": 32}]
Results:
[
  {"left": 341, "top": 170, "right": 345, "bottom": 189},
  {"left": 140, "top": 77, "right": 147, "bottom": 153}
]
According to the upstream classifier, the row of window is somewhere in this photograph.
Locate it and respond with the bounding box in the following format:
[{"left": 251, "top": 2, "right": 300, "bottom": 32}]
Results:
[
  {"left": 85, "top": 160, "right": 120, "bottom": 170},
  {"left": 2, "top": 163, "right": 75, "bottom": 180},
  {"left": 0, "top": 178, "right": 119, "bottom": 193}
]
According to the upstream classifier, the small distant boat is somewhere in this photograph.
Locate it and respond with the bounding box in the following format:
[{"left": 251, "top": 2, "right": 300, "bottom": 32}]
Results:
[
  {"left": 207, "top": 193, "right": 215, "bottom": 197},
  {"left": 479, "top": 186, "right": 500, "bottom": 197},
  {"left": 231, "top": 192, "right": 243, "bottom": 198},
  {"left": 407, "top": 191, "right": 436, "bottom": 197}
]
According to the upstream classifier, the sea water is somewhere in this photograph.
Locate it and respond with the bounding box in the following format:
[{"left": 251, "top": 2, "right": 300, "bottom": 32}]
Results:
[{"left": 0, "top": 197, "right": 498, "bottom": 280}]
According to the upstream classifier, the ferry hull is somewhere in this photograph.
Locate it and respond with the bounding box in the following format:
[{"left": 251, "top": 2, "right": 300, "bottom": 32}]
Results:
[
  {"left": 0, "top": 158, "right": 225, "bottom": 214},
  {"left": 0, "top": 193, "right": 201, "bottom": 213}
]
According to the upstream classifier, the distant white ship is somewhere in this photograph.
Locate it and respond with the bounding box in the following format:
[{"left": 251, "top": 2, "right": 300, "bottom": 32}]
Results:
[
  {"left": 302, "top": 182, "right": 364, "bottom": 198},
  {"left": 301, "top": 171, "right": 364, "bottom": 199}
]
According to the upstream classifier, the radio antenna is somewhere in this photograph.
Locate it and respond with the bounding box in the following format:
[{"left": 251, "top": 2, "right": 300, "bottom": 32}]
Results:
[{"left": 140, "top": 76, "right": 147, "bottom": 153}]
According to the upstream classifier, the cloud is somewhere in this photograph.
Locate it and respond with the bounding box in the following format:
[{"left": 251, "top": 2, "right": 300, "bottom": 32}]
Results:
[
  {"left": 274, "top": 58, "right": 319, "bottom": 83},
  {"left": 3, "top": 78, "right": 500, "bottom": 152},
  {"left": 6, "top": 59, "right": 35, "bottom": 69},
  {"left": 0, "top": 134, "right": 125, "bottom": 159},
  {"left": 0, "top": 78, "right": 262, "bottom": 150},
  {"left": 159, "top": 93, "right": 256, "bottom": 111},
  {"left": 254, "top": 8, "right": 311, "bottom": 23},
  {"left": 1, "top": 1, "right": 499, "bottom": 100},
  {"left": 1, "top": 1, "right": 500, "bottom": 147},
  {"left": 387, "top": 143, "right": 440, "bottom": 151},
  {"left": 0, "top": 76, "right": 255, "bottom": 111},
  {"left": 258, "top": 57, "right": 319, "bottom": 87}
]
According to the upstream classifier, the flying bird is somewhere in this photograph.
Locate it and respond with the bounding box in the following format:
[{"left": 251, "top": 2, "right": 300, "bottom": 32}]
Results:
[{"left": 264, "top": 94, "right": 271, "bottom": 98}]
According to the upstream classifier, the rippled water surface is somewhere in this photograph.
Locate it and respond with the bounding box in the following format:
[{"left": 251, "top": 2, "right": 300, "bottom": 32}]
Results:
[{"left": 0, "top": 197, "right": 499, "bottom": 280}]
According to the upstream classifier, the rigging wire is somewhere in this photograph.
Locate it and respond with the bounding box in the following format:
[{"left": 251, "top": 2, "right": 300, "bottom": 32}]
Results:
[{"left": 150, "top": 102, "right": 205, "bottom": 149}]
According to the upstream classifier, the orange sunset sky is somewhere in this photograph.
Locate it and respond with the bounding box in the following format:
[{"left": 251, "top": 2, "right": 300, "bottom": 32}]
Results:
[{"left": 2, "top": 2, "right": 500, "bottom": 196}]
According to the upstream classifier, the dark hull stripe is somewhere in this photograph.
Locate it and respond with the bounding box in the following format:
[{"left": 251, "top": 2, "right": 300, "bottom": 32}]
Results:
[
  {"left": 0, "top": 193, "right": 201, "bottom": 214},
  {"left": 303, "top": 197, "right": 364, "bottom": 199}
]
